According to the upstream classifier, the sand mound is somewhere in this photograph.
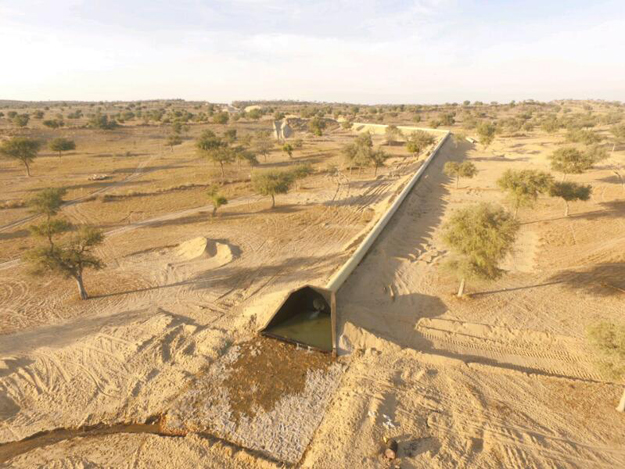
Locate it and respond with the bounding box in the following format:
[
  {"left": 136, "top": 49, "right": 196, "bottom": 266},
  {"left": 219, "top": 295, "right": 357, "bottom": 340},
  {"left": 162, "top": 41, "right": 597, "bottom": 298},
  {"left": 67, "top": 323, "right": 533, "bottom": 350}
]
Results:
[{"left": 176, "top": 237, "right": 236, "bottom": 264}]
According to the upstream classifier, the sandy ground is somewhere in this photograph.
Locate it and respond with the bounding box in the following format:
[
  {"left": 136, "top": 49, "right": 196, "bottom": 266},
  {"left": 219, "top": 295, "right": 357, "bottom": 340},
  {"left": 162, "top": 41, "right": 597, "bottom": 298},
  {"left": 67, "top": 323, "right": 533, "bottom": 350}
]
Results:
[
  {"left": 0, "top": 121, "right": 445, "bottom": 465},
  {"left": 1, "top": 113, "right": 625, "bottom": 467}
]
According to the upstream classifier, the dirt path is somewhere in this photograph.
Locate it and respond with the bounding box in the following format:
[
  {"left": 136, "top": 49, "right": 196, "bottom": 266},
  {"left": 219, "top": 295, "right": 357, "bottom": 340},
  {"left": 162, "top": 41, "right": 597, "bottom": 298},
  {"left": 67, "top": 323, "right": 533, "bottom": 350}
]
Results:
[
  {"left": 0, "top": 136, "right": 442, "bottom": 462},
  {"left": 0, "top": 152, "right": 164, "bottom": 233}
]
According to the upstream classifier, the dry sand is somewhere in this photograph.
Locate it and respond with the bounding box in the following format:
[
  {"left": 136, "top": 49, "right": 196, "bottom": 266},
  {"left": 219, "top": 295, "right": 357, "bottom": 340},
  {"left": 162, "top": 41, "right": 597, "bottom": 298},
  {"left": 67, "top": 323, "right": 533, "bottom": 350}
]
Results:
[
  {"left": 1, "top": 117, "right": 625, "bottom": 467},
  {"left": 1, "top": 124, "right": 446, "bottom": 466}
]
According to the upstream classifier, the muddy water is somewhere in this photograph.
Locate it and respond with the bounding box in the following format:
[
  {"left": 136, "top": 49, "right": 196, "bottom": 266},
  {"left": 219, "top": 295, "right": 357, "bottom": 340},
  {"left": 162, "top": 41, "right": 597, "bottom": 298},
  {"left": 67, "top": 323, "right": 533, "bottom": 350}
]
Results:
[
  {"left": 0, "top": 422, "right": 169, "bottom": 464},
  {"left": 263, "top": 311, "right": 332, "bottom": 351}
]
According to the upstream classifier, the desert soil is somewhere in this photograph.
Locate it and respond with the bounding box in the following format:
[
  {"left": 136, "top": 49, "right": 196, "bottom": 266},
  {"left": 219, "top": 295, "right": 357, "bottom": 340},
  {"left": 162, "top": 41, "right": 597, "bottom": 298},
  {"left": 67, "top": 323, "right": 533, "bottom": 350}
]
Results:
[{"left": 1, "top": 112, "right": 624, "bottom": 468}]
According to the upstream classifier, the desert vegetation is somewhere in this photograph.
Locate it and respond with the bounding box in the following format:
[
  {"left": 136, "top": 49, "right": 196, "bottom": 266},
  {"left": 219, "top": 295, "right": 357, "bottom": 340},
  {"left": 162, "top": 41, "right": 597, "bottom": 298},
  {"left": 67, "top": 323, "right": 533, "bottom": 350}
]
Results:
[
  {"left": 442, "top": 203, "right": 519, "bottom": 297},
  {"left": 1, "top": 97, "right": 624, "bottom": 468}
]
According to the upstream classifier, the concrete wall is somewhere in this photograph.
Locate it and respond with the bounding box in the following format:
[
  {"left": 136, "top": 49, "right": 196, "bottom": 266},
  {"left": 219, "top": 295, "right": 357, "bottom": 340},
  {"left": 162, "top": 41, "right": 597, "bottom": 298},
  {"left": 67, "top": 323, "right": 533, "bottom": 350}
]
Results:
[
  {"left": 352, "top": 122, "right": 448, "bottom": 138},
  {"left": 325, "top": 129, "right": 450, "bottom": 294}
]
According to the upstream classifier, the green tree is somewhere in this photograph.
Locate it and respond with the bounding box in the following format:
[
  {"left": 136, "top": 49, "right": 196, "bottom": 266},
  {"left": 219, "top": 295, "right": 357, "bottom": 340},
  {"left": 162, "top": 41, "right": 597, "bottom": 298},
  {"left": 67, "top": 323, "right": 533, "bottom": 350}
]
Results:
[
  {"left": 89, "top": 113, "right": 118, "bottom": 130},
  {"left": 496, "top": 169, "right": 553, "bottom": 216},
  {"left": 611, "top": 124, "right": 625, "bottom": 144},
  {"left": 166, "top": 134, "right": 183, "bottom": 152},
  {"left": 67, "top": 110, "right": 83, "bottom": 119},
  {"left": 251, "top": 169, "right": 294, "bottom": 208},
  {"left": 341, "top": 120, "right": 354, "bottom": 130},
  {"left": 253, "top": 131, "right": 274, "bottom": 162},
  {"left": 43, "top": 119, "right": 64, "bottom": 129},
  {"left": 29, "top": 218, "right": 72, "bottom": 247},
  {"left": 0, "top": 137, "right": 41, "bottom": 176},
  {"left": 586, "top": 322, "right": 625, "bottom": 412},
  {"left": 440, "top": 113, "right": 455, "bottom": 126},
  {"left": 196, "top": 129, "right": 224, "bottom": 152},
  {"left": 291, "top": 163, "right": 313, "bottom": 189},
  {"left": 548, "top": 181, "right": 592, "bottom": 217},
  {"left": 196, "top": 130, "right": 232, "bottom": 177},
  {"left": 444, "top": 161, "right": 478, "bottom": 189},
  {"left": 25, "top": 226, "right": 105, "bottom": 300},
  {"left": 233, "top": 146, "right": 258, "bottom": 167},
  {"left": 49, "top": 137, "right": 76, "bottom": 157},
  {"left": 406, "top": 131, "right": 435, "bottom": 157},
  {"left": 442, "top": 203, "right": 519, "bottom": 297},
  {"left": 385, "top": 125, "right": 402, "bottom": 146},
  {"left": 282, "top": 143, "right": 294, "bottom": 159},
  {"left": 308, "top": 117, "right": 326, "bottom": 136},
  {"left": 247, "top": 109, "right": 263, "bottom": 121},
  {"left": 477, "top": 122, "right": 497, "bottom": 147},
  {"left": 223, "top": 129, "right": 237, "bottom": 144},
  {"left": 28, "top": 187, "right": 67, "bottom": 217},
  {"left": 370, "top": 148, "right": 389, "bottom": 176},
  {"left": 429, "top": 119, "right": 441, "bottom": 129},
  {"left": 171, "top": 121, "right": 184, "bottom": 135},
  {"left": 342, "top": 132, "right": 374, "bottom": 172},
  {"left": 12, "top": 114, "right": 30, "bottom": 127},
  {"left": 541, "top": 117, "right": 560, "bottom": 134},
  {"left": 247, "top": 108, "right": 262, "bottom": 120},
  {"left": 548, "top": 147, "right": 601, "bottom": 177},
  {"left": 585, "top": 144, "right": 608, "bottom": 165},
  {"left": 566, "top": 129, "right": 603, "bottom": 145},
  {"left": 213, "top": 112, "right": 229, "bottom": 124},
  {"left": 206, "top": 147, "right": 234, "bottom": 178},
  {"left": 27, "top": 187, "right": 69, "bottom": 244},
  {"left": 206, "top": 185, "right": 228, "bottom": 216}
]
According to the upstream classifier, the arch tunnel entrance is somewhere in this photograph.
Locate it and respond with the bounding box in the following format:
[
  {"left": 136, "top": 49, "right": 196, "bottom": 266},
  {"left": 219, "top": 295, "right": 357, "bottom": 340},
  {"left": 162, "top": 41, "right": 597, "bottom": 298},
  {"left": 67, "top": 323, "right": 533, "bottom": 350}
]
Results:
[
  {"left": 261, "top": 286, "right": 335, "bottom": 353},
  {"left": 260, "top": 130, "right": 450, "bottom": 355}
]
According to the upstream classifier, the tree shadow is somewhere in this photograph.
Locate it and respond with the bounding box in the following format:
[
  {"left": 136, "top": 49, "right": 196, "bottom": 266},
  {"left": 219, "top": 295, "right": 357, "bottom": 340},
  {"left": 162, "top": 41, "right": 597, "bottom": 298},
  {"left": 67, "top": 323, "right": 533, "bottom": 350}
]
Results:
[
  {"left": 336, "top": 292, "right": 448, "bottom": 352},
  {"left": 58, "top": 179, "right": 154, "bottom": 192},
  {"left": 0, "top": 356, "right": 35, "bottom": 379},
  {"left": 143, "top": 212, "right": 213, "bottom": 229},
  {"left": 0, "top": 229, "right": 29, "bottom": 241},
  {"left": 112, "top": 164, "right": 184, "bottom": 174},
  {"left": 325, "top": 191, "right": 386, "bottom": 209},
  {"left": 469, "top": 280, "right": 563, "bottom": 297},
  {"left": 93, "top": 254, "right": 338, "bottom": 300},
  {"left": 521, "top": 200, "right": 625, "bottom": 224},
  {"left": 546, "top": 263, "right": 625, "bottom": 297},
  {"left": 469, "top": 155, "right": 531, "bottom": 162},
  {"left": 216, "top": 210, "right": 259, "bottom": 220},
  {"left": 259, "top": 203, "right": 306, "bottom": 214},
  {"left": 571, "top": 200, "right": 625, "bottom": 221},
  {"left": 596, "top": 174, "right": 624, "bottom": 186},
  {"left": 259, "top": 154, "right": 326, "bottom": 169},
  {"left": 398, "top": 436, "right": 442, "bottom": 465},
  {"left": 139, "top": 203, "right": 307, "bottom": 229},
  {"left": 188, "top": 253, "right": 338, "bottom": 293}
]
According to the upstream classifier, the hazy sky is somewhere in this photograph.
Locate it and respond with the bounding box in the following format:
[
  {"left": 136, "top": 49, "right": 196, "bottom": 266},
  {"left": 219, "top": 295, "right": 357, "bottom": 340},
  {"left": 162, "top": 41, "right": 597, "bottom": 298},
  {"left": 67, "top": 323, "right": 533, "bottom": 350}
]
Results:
[{"left": 1, "top": 0, "right": 623, "bottom": 104}]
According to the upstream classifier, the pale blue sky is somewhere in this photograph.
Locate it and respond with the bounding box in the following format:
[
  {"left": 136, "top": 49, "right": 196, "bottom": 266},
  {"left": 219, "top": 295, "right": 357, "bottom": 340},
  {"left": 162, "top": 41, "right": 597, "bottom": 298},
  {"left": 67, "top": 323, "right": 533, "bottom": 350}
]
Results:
[{"left": 0, "top": 0, "right": 623, "bottom": 103}]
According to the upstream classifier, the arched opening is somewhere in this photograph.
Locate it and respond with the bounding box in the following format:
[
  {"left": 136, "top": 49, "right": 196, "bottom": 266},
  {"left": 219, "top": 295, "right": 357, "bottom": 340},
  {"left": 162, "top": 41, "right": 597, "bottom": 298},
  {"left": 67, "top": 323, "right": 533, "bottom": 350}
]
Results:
[{"left": 261, "top": 286, "right": 334, "bottom": 352}]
